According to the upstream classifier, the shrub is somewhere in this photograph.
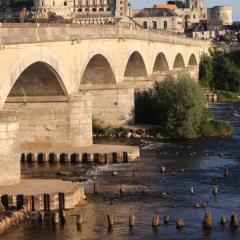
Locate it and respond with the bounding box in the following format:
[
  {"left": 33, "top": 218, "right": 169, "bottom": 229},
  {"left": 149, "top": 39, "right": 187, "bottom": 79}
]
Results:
[
  {"left": 199, "top": 120, "right": 233, "bottom": 138},
  {"left": 135, "top": 74, "right": 205, "bottom": 138},
  {"left": 217, "top": 90, "right": 239, "bottom": 102}
]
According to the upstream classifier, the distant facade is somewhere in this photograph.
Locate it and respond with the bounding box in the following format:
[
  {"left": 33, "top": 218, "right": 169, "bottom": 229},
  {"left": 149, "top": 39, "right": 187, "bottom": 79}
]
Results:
[
  {"left": 207, "top": 5, "right": 233, "bottom": 26},
  {"left": 173, "top": 0, "right": 207, "bottom": 29},
  {"left": 132, "top": 8, "right": 183, "bottom": 33},
  {"left": 34, "top": 0, "right": 129, "bottom": 18}
]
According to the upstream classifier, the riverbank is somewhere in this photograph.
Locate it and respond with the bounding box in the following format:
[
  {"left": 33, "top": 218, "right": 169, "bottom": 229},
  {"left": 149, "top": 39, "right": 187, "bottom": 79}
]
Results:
[
  {"left": 2, "top": 102, "right": 240, "bottom": 240},
  {"left": 93, "top": 120, "right": 233, "bottom": 140}
]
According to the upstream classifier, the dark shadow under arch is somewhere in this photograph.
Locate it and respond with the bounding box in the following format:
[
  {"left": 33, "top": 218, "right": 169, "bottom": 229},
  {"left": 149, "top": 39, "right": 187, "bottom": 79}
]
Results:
[
  {"left": 8, "top": 61, "right": 67, "bottom": 97},
  {"left": 153, "top": 53, "right": 169, "bottom": 74},
  {"left": 173, "top": 53, "right": 185, "bottom": 69},
  {"left": 124, "top": 51, "right": 147, "bottom": 78},
  {"left": 188, "top": 54, "right": 198, "bottom": 66},
  {"left": 81, "top": 54, "right": 116, "bottom": 84}
]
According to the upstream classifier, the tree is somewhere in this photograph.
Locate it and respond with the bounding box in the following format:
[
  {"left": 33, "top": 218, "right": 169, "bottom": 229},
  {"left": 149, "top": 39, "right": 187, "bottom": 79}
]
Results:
[
  {"left": 199, "top": 53, "right": 213, "bottom": 88},
  {"left": 199, "top": 48, "right": 240, "bottom": 93},
  {"left": 175, "top": 0, "right": 185, "bottom": 8},
  {"left": 135, "top": 75, "right": 205, "bottom": 138},
  {"left": 211, "top": 49, "right": 240, "bottom": 92}
]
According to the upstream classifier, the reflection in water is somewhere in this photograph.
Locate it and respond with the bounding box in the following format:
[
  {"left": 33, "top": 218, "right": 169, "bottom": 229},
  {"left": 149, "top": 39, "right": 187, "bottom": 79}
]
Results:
[{"left": 3, "top": 103, "right": 240, "bottom": 240}]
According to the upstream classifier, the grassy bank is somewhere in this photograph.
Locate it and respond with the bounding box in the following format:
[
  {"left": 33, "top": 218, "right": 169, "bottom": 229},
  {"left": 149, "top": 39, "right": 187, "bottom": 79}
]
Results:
[{"left": 217, "top": 90, "right": 240, "bottom": 103}]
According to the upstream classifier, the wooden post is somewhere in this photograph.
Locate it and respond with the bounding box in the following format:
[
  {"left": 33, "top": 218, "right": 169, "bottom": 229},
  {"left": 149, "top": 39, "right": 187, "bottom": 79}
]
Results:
[
  {"left": 164, "top": 215, "right": 170, "bottom": 225},
  {"left": 76, "top": 214, "right": 83, "bottom": 225},
  {"left": 60, "top": 210, "right": 66, "bottom": 223},
  {"left": 220, "top": 216, "right": 227, "bottom": 226},
  {"left": 203, "top": 211, "right": 212, "bottom": 229},
  {"left": 176, "top": 218, "right": 185, "bottom": 229},
  {"left": 129, "top": 215, "right": 135, "bottom": 228},
  {"left": 107, "top": 214, "right": 114, "bottom": 228},
  {"left": 120, "top": 185, "right": 126, "bottom": 194},
  {"left": 224, "top": 168, "right": 229, "bottom": 177},
  {"left": 52, "top": 212, "right": 59, "bottom": 224},
  {"left": 160, "top": 166, "right": 166, "bottom": 173},
  {"left": 38, "top": 211, "right": 44, "bottom": 222},
  {"left": 152, "top": 213, "right": 160, "bottom": 227},
  {"left": 94, "top": 182, "right": 99, "bottom": 194},
  {"left": 230, "top": 213, "right": 239, "bottom": 228},
  {"left": 212, "top": 185, "right": 218, "bottom": 196},
  {"left": 190, "top": 186, "right": 196, "bottom": 195}
]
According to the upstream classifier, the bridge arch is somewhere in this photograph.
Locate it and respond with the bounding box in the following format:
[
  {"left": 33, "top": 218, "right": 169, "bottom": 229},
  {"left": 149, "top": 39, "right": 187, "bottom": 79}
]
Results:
[
  {"left": 81, "top": 54, "right": 116, "bottom": 85},
  {"left": 173, "top": 53, "right": 185, "bottom": 69},
  {"left": 152, "top": 52, "right": 169, "bottom": 75},
  {"left": 188, "top": 53, "right": 198, "bottom": 66},
  {"left": 8, "top": 61, "right": 67, "bottom": 97},
  {"left": 1, "top": 48, "right": 69, "bottom": 107},
  {"left": 124, "top": 51, "right": 148, "bottom": 78}
]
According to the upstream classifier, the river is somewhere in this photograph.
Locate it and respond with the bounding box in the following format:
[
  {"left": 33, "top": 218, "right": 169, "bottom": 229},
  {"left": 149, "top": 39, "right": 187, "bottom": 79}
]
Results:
[{"left": 2, "top": 103, "right": 240, "bottom": 240}]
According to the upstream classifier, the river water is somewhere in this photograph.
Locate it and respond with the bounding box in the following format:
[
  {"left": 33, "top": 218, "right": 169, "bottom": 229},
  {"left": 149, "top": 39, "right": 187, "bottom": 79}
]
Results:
[{"left": 2, "top": 103, "right": 240, "bottom": 240}]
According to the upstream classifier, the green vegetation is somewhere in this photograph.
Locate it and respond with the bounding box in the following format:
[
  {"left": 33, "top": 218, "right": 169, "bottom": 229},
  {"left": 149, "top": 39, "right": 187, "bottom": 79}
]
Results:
[
  {"left": 135, "top": 75, "right": 233, "bottom": 139},
  {"left": 226, "top": 51, "right": 240, "bottom": 68},
  {"left": 0, "top": 0, "right": 33, "bottom": 11},
  {"left": 199, "top": 48, "right": 240, "bottom": 93},
  {"left": 93, "top": 119, "right": 131, "bottom": 138},
  {"left": 216, "top": 90, "right": 240, "bottom": 102},
  {"left": 175, "top": 0, "right": 185, "bottom": 8}
]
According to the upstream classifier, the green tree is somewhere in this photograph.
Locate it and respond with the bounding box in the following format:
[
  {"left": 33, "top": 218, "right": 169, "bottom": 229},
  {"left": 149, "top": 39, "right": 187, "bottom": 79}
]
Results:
[
  {"left": 135, "top": 75, "right": 205, "bottom": 138},
  {"left": 199, "top": 48, "right": 240, "bottom": 93},
  {"left": 175, "top": 0, "right": 185, "bottom": 8},
  {"left": 199, "top": 53, "right": 213, "bottom": 88},
  {"left": 211, "top": 49, "right": 240, "bottom": 92}
]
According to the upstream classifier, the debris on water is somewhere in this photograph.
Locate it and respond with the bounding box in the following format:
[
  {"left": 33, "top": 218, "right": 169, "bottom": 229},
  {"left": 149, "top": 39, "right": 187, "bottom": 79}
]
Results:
[
  {"left": 112, "top": 171, "right": 118, "bottom": 177},
  {"left": 171, "top": 172, "right": 177, "bottom": 176},
  {"left": 56, "top": 170, "right": 70, "bottom": 177}
]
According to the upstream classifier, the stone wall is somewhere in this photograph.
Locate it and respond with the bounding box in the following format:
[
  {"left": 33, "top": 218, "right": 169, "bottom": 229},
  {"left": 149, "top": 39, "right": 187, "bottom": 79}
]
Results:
[
  {"left": 0, "top": 112, "right": 20, "bottom": 185},
  {"left": 4, "top": 94, "right": 92, "bottom": 150},
  {"left": 83, "top": 88, "right": 134, "bottom": 126}
]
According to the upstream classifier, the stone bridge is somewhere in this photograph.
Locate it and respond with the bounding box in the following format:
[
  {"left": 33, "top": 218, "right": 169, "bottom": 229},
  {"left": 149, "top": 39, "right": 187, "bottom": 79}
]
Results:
[{"left": 0, "top": 23, "right": 210, "bottom": 185}]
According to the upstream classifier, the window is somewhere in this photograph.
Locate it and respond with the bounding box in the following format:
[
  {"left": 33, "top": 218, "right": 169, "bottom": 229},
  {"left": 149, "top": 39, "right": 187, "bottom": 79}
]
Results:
[
  {"left": 193, "top": 14, "right": 196, "bottom": 19},
  {"left": 153, "top": 21, "right": 157, "bottom": 29},
  {"left": 53, "top": 1, "right": 55, "bottom": 6},
  {"left": 42, "top": 1, "right": 44, "bottom": 6},
  {"left": 164, "top": 21, "right": 168, "bottom": 29},
  {"left": 64, "top": 1, "right": 67, "bottom": 6},
  {"left": 143, "top": 21, "right": 147, "bottom": 29}
]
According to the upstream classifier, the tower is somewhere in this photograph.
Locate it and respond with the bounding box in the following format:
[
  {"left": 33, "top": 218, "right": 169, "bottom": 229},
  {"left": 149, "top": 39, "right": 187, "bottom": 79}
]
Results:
[
  {"left": 115, "top": 0, "right": 129, "bottom": 17},
  {"left": 186, "top": 0, "right": 204, "bottom": 9}
]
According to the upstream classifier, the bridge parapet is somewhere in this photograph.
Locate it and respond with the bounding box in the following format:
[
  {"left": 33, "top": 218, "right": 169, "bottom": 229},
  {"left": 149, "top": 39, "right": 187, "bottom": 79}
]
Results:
[{"left": 0, "top": 23, "right": 210, "bottom": 48}]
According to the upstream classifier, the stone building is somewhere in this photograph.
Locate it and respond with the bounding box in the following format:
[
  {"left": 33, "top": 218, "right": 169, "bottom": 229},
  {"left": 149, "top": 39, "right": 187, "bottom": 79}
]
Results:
[
  {"left": 132, "top": 7, "right": 183, "bottom": 33},
  {"left": 207, "top": 5, "right": 233, "bottom": 26},
  {"left": 173, "top": 0, "right": 207, "bottom": 29},
  {"left": 34, "top": 0, "right": 129, "bottom": 18}
]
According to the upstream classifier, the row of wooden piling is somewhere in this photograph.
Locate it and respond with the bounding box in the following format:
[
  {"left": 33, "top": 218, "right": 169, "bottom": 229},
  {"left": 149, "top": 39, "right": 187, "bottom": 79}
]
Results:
[
  {"left": 41, "top": 211, "right": 240, "bottom": 231},
  {"left": 0, "top": 185, "right": 84, "bottom": 212},
  {"left": 21, "top": 152, "right": 130, "bottom": 164}
]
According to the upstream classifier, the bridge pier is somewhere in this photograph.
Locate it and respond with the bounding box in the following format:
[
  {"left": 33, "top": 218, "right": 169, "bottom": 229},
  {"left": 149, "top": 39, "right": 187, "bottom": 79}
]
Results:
[
  {"left": 4, "top": 93, "right": 93, "bottom": 151},
  {"left": 79, "top": 84, "right": 135, "bottom": 126},
  {"left": 0, "top": 112, "right": 20, "bottom": 185}
]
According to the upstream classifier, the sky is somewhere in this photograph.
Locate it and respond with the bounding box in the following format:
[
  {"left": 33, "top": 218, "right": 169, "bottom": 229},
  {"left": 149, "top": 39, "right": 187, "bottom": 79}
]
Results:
[{"left": 131, "top": 0, "right": 240, "bottom": 20}]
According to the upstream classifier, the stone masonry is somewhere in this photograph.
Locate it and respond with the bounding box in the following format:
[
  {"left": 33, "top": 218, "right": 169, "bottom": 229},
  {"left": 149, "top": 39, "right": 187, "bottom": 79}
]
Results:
[{"left": 0, "top": 112, "right": 20, "bottom": 185}]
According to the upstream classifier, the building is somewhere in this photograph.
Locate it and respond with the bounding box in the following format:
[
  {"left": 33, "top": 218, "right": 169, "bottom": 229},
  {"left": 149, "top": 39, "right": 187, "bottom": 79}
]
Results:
[
  {"left": 33, "top": 0, "right": 129, "bottom": 19},
  {"left": 207, "top": 5, "right": 233, "bottom": 26},
  {"left": 132, "top": 8, "right": 183, "bottom": 33},
  {"left": 173, "top": 0, "right": 207, "bottom": 29}
]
